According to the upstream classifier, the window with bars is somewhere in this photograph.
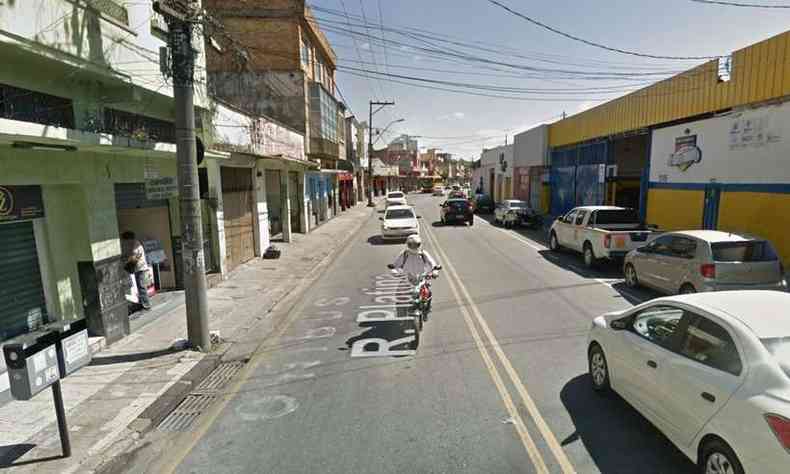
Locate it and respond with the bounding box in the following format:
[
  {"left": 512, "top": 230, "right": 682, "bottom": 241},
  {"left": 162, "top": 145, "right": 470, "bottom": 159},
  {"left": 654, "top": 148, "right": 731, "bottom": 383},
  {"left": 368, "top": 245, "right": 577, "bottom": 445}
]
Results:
[
  {"left": 102, "top": 108, "right": 176, "bottom": 143},
  {"left": 0, "top": 83, "right": 75, "bottom": 129}
]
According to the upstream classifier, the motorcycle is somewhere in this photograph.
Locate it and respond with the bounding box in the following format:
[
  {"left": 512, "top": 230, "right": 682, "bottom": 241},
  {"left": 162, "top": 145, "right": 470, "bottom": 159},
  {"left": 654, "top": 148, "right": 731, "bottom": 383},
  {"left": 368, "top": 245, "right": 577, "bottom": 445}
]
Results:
[{"left": 387, "top": 263, "right": 442, "bottom": 344}]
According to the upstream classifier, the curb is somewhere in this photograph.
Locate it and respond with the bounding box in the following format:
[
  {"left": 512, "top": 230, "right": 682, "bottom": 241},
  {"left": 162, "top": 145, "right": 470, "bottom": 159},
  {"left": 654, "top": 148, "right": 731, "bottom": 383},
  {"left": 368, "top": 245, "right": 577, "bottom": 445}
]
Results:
[{"left": 96, "top": 205, "right": 376, "bottom": 471}]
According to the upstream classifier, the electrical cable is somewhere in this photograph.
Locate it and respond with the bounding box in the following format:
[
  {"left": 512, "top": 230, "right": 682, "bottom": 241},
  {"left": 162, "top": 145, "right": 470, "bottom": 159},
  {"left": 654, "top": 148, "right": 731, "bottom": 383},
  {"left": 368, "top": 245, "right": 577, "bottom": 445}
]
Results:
[{"left": 690, "top": 0, "right": 790, "bottom": 7}]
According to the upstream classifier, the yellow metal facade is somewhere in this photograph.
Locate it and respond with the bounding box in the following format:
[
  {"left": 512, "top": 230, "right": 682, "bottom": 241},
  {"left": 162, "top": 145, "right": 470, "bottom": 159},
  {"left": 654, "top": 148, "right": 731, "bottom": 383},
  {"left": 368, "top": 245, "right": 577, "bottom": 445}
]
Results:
[
  {"left": 646, "top": 189, "right": 704, "bottom": 231},
  {"left": 717, "top": 191, "right": 790, "bottom": 265},
  {"left": 549, "top": 31, "right": 790, "bottom": 147}
]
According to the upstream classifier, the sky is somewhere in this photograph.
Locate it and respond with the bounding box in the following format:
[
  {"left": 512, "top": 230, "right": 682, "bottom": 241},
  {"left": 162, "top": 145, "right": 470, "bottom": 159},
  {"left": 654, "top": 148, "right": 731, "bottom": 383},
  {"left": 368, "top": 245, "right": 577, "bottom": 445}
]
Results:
[{"left": 311, "top": 0, "right": 790, "bottom": 159}]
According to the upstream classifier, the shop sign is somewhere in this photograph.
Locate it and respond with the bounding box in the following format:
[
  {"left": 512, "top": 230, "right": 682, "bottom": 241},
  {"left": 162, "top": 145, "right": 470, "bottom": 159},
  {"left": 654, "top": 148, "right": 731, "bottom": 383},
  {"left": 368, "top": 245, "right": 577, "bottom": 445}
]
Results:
[
  {"left": 0, "top": 185, "right": 45, "bottom": 222},
  {"left": 145, "top": 177, "right": 178, "bottom": 200},
  {"left": 668, "top": 134, "right": 701, "bottom": 172}
]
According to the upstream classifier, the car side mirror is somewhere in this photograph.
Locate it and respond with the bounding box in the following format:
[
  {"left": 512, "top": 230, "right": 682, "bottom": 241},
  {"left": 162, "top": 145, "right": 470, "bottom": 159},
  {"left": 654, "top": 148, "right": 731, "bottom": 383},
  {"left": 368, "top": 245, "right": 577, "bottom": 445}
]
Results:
[
  {"left": 387, "top": 263, "right": 395, "bottom": 269},
  {"left": 379, "top": 217, "right": 383, "bottom": 221},
  {"left": 610, "top": 319, "right": 629, "bottom": 330},
  {"left": 417, "top": 215, "right": 423, "bottom": 219},
  {"left": 433, "top": 264, "right": 442, "bottom": 271}
]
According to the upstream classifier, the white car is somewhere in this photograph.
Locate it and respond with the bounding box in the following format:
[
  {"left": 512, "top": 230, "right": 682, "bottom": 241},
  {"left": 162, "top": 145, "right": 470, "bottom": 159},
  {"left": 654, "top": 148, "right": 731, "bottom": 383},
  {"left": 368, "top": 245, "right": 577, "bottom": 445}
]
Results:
[
  {"left": 380, "top": 205, "right": 420, "bottom": 240},
  {"left": 385, "top": 191, "right": 407, "bottom": 208},
  {"left": 433, "top": 186, "right": 444, "bottom": 196},
  {"left": 588, "top": 291, "right": 790, "bottom": 474}
]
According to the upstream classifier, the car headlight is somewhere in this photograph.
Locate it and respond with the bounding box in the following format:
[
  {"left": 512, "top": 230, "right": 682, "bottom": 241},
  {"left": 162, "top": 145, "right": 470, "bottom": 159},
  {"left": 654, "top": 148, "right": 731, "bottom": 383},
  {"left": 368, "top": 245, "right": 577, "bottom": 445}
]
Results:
[{"left": 382, "top": 224, "right": 389, "bottom": 230}]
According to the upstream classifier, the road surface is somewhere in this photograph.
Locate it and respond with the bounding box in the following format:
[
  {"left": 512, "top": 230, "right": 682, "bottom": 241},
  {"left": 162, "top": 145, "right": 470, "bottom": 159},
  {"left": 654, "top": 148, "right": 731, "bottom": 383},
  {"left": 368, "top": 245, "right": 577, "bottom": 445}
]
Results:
[{"left": 150, "top": 194, "right": 696, "bottom": 474}]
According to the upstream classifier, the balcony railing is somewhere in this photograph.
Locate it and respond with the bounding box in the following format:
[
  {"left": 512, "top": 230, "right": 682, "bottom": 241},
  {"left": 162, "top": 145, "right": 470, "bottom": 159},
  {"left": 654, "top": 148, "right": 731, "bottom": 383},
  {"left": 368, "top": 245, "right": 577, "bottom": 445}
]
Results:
[{"left": 84, "top": 0, "right": 129, "bottom": 26}]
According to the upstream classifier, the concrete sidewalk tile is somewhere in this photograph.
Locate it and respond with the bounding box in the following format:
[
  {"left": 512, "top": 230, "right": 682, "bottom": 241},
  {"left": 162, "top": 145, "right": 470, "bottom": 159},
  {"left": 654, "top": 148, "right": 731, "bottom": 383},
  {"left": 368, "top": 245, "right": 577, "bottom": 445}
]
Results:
[{"left": 0, "top": 203, "right": 374, "bottom": 473}]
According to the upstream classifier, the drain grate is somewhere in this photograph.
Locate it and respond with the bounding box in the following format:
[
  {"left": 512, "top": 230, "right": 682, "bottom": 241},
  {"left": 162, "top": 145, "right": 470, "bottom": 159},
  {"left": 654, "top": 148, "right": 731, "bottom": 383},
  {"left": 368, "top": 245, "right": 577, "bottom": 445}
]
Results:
[{"left": 158, "top": 360, "right": 244, "bottom": 432}]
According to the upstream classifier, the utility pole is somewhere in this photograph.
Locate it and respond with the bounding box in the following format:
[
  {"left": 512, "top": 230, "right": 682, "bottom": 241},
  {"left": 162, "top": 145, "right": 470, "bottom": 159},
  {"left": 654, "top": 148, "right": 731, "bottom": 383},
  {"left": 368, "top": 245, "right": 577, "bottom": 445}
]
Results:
[
  {"left": 154, "top": 0, "right": 211, "bottom": 351},
  {"left": 367, "top": 100, "right": 395, "bottom": 207}
]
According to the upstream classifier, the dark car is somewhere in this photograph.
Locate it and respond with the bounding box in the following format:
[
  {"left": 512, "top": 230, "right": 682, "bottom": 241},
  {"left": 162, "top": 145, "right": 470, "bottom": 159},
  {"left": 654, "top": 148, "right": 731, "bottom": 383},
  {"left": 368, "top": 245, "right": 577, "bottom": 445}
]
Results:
[
  {"left": 448, "top": 190, "right": 466, "bottom": 199},
  {"left": 471, "top": 194, "right": 494, "bottom": 213},
  {"left": 440, "top": 199, "right": 474, "bottom": 226}
]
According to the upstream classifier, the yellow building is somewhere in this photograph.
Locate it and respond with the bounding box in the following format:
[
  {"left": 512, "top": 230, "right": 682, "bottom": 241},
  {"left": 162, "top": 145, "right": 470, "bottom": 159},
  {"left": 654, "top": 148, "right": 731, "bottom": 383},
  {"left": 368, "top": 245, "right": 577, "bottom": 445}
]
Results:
[{"left": 547, "top": 30, "right": 790, "bottom": 265}]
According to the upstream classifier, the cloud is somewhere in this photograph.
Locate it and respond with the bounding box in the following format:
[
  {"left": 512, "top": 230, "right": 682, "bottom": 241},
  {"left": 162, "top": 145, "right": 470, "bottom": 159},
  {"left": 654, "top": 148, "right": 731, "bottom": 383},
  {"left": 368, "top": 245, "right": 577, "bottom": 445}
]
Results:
[{"left": 438, "top": 111, "right": 466, "bottom": 121}]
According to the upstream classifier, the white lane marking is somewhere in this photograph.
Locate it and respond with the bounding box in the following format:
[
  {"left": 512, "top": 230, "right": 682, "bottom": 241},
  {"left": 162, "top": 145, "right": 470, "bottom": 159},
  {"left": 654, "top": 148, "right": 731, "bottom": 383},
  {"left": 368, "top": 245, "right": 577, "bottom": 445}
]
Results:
[
  {"left": 421, "top": 228, "right": 549, "bottom": 473},
  {"left": 424, "top": 224, "right": 576, "bottom": 474},
  {"left": 475, "top": 216, "right": 546, "bottom": 251},
  {"left": 0, "top": 372, "right": 8, "bottom": 393}
]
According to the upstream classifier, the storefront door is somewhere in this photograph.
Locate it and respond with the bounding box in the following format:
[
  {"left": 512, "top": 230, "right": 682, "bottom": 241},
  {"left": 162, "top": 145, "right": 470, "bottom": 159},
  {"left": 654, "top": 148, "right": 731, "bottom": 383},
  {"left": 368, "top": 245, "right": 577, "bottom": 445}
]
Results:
[
  {"left": 288, "top": 171, "right": 301, "bottom": 232},
  {"left": 0, "top": 221, "right": 47, "bottom": 342},
  {"left": 221, "top": 167, "right": 255, "bottom": 272},
  {"left": 703, "top": 184, "right": 721, "bottom": 230}
]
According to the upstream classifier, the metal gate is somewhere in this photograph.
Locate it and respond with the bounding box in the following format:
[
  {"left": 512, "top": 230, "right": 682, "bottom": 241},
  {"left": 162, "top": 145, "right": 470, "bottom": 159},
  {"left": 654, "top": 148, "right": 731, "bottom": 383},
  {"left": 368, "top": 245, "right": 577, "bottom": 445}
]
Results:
[
  {"left": 550, "top": 141, "right": 607, "bottom": 216},
  {"left": 0, "top": 221, "right": 47, "bottom": 342},
  {"left": 289, "top": 171, "right": 300, "bottom": 232},
  {"left": 221, "top": 167, "right": 255, "bottom": 272}
]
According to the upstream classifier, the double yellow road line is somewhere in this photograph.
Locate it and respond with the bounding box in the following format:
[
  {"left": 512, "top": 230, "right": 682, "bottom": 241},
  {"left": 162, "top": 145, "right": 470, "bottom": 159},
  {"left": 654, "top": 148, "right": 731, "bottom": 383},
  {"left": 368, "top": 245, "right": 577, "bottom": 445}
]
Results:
[{"left": 421, "top": 223, "right": 576, "bottom": 474}]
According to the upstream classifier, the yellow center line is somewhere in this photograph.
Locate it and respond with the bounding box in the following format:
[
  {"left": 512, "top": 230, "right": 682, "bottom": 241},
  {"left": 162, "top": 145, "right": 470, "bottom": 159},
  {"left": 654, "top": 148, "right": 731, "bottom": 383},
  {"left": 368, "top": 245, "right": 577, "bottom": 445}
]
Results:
[
  {"left": 421, "top": 224, "right": 549, "bottom": 474},
  {"left": 423, "top": 222, "right": 577, "bottom": 474}
]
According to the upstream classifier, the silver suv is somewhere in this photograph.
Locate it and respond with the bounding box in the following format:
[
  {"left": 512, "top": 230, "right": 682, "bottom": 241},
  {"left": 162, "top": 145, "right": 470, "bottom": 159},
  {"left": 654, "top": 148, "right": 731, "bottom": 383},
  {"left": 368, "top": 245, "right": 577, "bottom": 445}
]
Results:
[{"left": 623, "top": 230, "right": 787, "bottom": 294}]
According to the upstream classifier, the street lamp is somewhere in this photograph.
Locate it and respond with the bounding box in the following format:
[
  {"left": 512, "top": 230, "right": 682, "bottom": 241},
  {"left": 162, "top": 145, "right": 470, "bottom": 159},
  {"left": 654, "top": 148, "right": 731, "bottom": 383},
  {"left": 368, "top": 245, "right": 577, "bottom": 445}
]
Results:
[{"left": 374, "top": 118, "right": 405, "bottom": 145}]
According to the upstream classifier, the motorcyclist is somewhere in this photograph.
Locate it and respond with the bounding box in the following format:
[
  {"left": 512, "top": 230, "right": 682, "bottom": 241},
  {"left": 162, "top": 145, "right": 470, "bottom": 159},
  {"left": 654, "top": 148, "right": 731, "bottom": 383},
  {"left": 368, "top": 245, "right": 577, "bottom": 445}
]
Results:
[
  {"left": 389, "top": 235, "right": 441, "bottom": 317},
  {"left": 390, "top": 235, "right": 439, "bottom": 281}
]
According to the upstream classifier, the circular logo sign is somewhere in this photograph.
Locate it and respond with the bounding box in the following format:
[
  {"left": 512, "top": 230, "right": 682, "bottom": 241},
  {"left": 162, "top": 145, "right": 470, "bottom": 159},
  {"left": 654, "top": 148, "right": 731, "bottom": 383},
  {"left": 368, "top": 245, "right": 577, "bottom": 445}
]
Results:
[{"left": 0, "top": 186, "right": 14, "bottom": 217}]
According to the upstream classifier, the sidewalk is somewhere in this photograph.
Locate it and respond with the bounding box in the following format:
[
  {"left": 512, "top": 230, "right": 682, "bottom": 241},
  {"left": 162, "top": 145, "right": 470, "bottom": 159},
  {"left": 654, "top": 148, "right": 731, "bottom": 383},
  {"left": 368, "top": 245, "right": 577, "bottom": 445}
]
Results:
[{"left": 0, "top": 203, "right": 376, "bottom": 473}]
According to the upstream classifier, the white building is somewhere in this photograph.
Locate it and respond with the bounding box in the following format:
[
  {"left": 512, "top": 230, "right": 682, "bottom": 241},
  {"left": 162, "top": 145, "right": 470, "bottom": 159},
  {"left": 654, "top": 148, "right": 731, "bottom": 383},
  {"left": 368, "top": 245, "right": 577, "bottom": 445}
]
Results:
[
  {"left": 513, "top": 125, "right": 549, "bottom": 210},
  {"left": 479, "top": 144, "right": 514, "bottom": 202}
]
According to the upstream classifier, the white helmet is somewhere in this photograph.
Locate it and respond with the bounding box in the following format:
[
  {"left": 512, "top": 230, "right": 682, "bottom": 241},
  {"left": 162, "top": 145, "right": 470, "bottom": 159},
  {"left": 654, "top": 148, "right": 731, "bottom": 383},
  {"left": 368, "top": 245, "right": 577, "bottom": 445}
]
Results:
[{"left": 406, "top": 234, "right": 422, "bottom": 253}]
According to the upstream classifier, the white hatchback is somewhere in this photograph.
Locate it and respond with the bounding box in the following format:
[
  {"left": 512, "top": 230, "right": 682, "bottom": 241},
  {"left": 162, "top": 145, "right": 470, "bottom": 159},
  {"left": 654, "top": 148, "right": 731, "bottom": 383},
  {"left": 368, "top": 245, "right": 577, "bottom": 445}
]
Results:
[
  {"left": 380, "top": 205, "right": 420, "bottom": 240},
  {"left": 385, "top": 191, "right": 407, "bottom": 208},
  {"left": 588, "top": 291, "right": 790, "bottom": 474}
]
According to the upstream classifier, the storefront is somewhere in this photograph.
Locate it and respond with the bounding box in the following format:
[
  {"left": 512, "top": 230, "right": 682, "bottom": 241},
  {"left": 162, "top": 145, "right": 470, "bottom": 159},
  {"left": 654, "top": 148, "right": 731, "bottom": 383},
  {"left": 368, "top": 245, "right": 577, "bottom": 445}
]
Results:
[
  {"left": 221, "top": 166, "right": 256, "bottom": 272},
  {"left": 0, "top": 185, "right": 49, "bottom": 342},
  {"left": 647, "top": 101, "right": 790, "bottom": 265},
  {"left": 339, "top": 172, "right": 354, "bottom": 210},
  {"left": 549, "top": 141, "right": 608, "bottom": 216}
]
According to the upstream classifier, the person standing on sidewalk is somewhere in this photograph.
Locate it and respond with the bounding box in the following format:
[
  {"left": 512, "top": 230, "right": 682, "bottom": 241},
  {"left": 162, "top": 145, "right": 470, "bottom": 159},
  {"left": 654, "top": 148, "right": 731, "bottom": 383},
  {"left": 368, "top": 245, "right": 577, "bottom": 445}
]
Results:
[{"left": 121, "top": 231, "right": 152, "bottom": 311}]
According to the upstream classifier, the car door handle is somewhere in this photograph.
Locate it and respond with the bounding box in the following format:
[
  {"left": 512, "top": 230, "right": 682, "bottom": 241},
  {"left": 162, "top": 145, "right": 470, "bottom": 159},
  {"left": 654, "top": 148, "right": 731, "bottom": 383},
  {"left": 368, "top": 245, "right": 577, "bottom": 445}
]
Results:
[
  {"left": 646, "top": 360, "right": 657, "bottom": 369},
  {"left": 701, "top": 392, "right": 716, "bottom": 403}
]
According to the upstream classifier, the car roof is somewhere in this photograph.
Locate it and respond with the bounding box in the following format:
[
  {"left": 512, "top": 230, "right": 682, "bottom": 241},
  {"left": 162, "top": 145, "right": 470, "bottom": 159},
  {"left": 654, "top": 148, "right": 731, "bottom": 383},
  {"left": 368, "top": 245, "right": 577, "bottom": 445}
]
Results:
[
  {"left": 668, "top": 230, "right": 756, "bottom": 242},
  {"left": 664, "top": 291, "right": 790, "bottom": 338},
  {"left": 384, "top": 205, "right": 413, "bottom": 211},
  {"left": 505, "top": 199, "right": 526, "bottom": 203},
  {"left": 446, "top": 198, "right": 469, "bottom": 202},
  {"left": 573, "top": 206, "right": 625, "bottom": 211}
]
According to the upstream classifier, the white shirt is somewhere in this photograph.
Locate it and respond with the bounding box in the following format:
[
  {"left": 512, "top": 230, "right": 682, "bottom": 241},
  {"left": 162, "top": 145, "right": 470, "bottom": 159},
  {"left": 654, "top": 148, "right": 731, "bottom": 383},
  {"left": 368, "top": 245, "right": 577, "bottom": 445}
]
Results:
[{"left": 392, "top": 249, "right": 437, "bottom": 279}]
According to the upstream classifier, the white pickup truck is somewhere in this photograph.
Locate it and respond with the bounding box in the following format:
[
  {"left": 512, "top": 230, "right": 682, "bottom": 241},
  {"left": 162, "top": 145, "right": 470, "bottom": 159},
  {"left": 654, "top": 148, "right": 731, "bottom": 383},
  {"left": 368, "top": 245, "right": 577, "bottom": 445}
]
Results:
[{"left": 549, "top": 206, "right": 657, "bottom": 268}]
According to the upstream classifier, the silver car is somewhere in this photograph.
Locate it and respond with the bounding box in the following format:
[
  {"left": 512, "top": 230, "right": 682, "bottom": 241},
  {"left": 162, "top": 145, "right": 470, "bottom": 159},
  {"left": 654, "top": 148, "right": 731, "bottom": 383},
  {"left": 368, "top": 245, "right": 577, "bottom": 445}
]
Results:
[{"left": 624, "top": 230, "right": 787, "bottom": 295}]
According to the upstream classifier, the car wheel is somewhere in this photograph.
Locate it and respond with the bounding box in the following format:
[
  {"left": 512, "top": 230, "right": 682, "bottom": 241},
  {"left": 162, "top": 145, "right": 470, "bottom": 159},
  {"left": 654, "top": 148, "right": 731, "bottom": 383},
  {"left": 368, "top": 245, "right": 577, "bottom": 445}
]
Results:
[
  {"left": 583, "top": 244, "right": 597, "bottom": 269},
  {"left": 680, "top": 283, "right": 697, "bottom": 294},
  {"left": 549, "top": 232, "right": 561, "bottom": 251},
  {"left": 468, "top": 219, "right": 474, "bottom": 226},
  {"left": 588, "top": 344, "right": 611, "bottom": 393},
  {"left": 700, "top": 439, "right": 744, "bottom": 474},
  {"left": 624, "top": 264, "right": 640, "bottom": 288}
]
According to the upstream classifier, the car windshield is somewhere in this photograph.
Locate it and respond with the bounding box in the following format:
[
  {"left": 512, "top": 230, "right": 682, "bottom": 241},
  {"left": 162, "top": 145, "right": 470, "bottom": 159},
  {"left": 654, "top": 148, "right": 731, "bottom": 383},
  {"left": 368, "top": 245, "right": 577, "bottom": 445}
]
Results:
[
  {"left": 388, "top": 192, "right": 404, "bottom": 199},
  {"left": 385, "top": 209, "right": 414, "bottom": 219},
  {"left": 762, "top": 337, "right": 790, "bottom": 378},
  {"left": 508, "top": 201, "right": 527, "bottom": 208},
  {"left": 594, "top": 209, "right": 640, "bottom": 224},
  {"left": 711, "top": 241, "right": 778, "bottom": 262},
  {"left": 447, "top": 201, "right": 469, "bottom": 210}
]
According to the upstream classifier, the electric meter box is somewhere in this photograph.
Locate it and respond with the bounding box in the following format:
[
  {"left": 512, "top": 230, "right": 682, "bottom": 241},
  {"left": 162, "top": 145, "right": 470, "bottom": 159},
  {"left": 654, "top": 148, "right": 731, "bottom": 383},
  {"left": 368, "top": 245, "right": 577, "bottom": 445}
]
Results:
[{"left": 2, "top": 334, "right": 60, "bottom": 401}]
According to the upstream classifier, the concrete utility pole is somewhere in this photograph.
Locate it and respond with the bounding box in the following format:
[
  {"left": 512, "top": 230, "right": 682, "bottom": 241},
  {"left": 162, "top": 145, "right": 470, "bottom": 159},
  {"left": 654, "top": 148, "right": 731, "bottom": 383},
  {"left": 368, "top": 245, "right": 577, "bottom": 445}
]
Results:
[
  {"left": 154, "top": 1, "right": 211, "bottom": 352},
  {"left": 367, "top": 100, "right": 395, "bottom": 207}
]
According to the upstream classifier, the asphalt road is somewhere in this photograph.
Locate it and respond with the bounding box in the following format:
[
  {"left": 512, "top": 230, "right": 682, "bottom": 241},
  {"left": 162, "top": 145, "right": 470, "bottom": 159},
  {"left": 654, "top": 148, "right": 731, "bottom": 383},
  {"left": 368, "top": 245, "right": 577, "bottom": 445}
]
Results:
[{"left": 169, "top": 194, "right": 697, "bottom": 474}]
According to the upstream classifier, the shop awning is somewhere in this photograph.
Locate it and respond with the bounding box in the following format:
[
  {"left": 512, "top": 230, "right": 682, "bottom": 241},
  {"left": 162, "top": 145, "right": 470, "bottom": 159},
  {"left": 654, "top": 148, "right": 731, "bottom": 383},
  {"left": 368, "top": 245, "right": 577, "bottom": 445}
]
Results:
[{"left": 254, "top": 153, "right": 319, "bottom": 170}]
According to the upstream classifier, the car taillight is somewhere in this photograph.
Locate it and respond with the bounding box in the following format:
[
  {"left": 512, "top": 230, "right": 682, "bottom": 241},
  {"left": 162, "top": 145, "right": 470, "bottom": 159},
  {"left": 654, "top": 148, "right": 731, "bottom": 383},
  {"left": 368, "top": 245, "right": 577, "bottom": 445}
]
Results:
[
  {"left": 700, "top": 264, "right": 716, "bottom": 279},
  {"left": 765, "top": 414, "right": 790, "bottom": 452},
  {"left": 603, "top": 235, "right": 612, "bottom": 249},
  {"left": 420, "top": 286, "right": 430, "bottom": 300}
]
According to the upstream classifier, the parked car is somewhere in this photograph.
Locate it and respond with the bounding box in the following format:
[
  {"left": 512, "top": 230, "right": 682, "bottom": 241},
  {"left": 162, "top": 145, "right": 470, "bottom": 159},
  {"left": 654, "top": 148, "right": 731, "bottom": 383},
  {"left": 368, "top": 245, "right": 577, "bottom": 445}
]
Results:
[
  {"left": 422, "top": 185, "right": 434, "bottom": 193},
  {"left": 493, "top": 199, "right": 542, "bottom": 229},
  {"left": 587, "top": 290, "right": 790, "bottom": 474},
  {"left": 448, "top": 190, "right": 466, "bottom": 199},
  {"left": 471, "top": 194, "right": 495, "bottom": 214},
  {"left": 549, "top": 206, "right": 658, "bottom": 268},
  {"left": 440, "top": 198, "right": 474, "bottom": 226},
  {"left": 624, "top": 230, "right": 787, "bottom": 295},
  {"left": 379, "top": 205, "right": 420, "bottom": 240},
  {"left": 433, "top": 186, "right": 444, "bottom": 196}
]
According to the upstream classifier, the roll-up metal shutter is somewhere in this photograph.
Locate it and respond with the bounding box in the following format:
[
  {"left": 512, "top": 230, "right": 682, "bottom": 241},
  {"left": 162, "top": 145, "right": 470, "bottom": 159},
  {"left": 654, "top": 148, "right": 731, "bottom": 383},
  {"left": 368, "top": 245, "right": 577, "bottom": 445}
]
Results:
[{"left": 0, "top": 221, "right": 47, "bottom": 342}]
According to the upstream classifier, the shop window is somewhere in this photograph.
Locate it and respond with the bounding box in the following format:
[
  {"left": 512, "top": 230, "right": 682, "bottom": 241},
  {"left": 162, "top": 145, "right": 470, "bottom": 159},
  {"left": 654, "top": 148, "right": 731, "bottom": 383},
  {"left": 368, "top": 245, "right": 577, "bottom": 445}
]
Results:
[{"left": 0, "top": 83, "right": 75, "bottom": 129}]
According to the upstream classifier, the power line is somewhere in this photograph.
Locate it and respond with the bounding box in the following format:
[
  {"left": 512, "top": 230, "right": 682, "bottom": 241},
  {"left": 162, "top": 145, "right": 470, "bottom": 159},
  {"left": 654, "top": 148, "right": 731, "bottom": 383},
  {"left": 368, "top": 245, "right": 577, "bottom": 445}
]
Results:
[
  {"left": 337, "top": 0, "right": 378, "bottom": 99},
  {"left": 486, "top": 0, "right": 724, "bottom": 60},
  {"left": 690, "top": 0, "right": 790, "bottom": 7}
]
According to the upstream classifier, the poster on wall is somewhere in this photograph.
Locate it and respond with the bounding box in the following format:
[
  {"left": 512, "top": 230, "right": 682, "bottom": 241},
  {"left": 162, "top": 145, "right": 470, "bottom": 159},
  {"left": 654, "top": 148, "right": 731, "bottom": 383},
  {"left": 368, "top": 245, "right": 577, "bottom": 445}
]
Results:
[
  {"left": 145, "top": 177, "right": 178, "bottom": 200},
  {"left": 0, "top": 185, "right": 45, "bottom": 222}
]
